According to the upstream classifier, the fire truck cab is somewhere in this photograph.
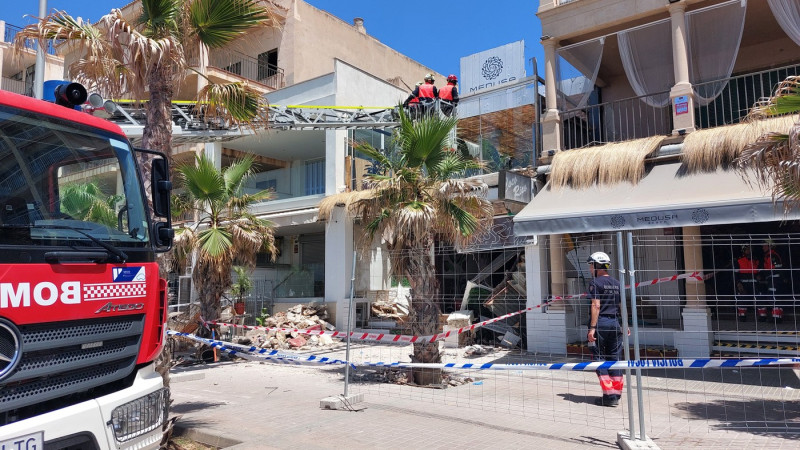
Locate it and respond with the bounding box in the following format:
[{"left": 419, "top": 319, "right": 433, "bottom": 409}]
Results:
[{"left": 0, "top": 85, "right": 173, "bottom": 449}]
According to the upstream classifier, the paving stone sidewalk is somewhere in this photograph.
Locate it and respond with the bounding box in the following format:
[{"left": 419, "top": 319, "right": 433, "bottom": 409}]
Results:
[{"left": 169, "top": 348, "right": 800, "bottom": 449}]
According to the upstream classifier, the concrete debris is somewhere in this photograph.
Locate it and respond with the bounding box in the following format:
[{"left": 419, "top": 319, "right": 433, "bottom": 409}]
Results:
[
  {"left": 353, "top": 368, "right": 474, "bottom": 388},
  {"left": 463, "top": 344, "right": 495, "bottom": 357},
  {"left": 248, "top": 303, "right": 336, "bottom": 351},
  {"left": 367, "top": 289, "right": 410, "bottom": 320}
]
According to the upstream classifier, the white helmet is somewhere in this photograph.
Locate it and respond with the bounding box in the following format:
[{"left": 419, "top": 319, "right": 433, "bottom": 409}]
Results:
[{"left": 587, "top": 252, "right": 611, "bottom": 265}]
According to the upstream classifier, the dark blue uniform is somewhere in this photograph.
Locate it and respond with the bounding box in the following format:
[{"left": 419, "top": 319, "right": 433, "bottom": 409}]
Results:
[{"left": 587, "top": 276, "right": 623, "bottom": 403}]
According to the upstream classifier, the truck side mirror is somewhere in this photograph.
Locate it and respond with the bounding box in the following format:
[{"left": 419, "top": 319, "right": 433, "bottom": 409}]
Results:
[
  {"left": 152, "top": 158, "right": 171, "bottom": 218},
  {"left": 153, "top": 221, "right": 174, "bottom": 248}
]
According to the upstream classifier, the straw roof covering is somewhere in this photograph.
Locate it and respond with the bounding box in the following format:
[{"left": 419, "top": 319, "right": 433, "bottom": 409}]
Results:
[
  {"left": 681, "top": 115, "right": 796, "bottom": 172},
  {"left": 549, "top": 136, "right": 663, "bottom": 189},
  {"left": 317, "top": 189, "right": 375, "bottom": 222}
]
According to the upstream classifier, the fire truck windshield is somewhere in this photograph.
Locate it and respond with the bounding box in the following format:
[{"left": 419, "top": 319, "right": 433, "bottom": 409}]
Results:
[{"left": 0, "top": 104, "right": 151, "bottom": 259}]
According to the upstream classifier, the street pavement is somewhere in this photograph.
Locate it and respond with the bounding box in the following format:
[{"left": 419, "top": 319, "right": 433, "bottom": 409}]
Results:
[{"left": 168, "top": 344, "right": 800, "bottom": 449}]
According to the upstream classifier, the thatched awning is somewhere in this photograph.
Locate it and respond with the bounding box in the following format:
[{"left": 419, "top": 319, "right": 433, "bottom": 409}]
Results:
[
  {"left": 681, "top": 116, "right": 795, "bottom": 172},
  {"left": 514, "top": 162, "right": 800, "bottom": 236},
  {"left": 549, "top": 136, "right": 664, "bottom": 189}
]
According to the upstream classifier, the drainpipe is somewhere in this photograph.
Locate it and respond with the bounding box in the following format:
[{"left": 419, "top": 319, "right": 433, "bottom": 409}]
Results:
[{"left": 33, "top": 0, "right": 47, "bottom": 99}]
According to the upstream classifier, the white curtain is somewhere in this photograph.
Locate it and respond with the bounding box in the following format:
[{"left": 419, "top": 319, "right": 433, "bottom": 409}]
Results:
[
  {"left": 617, "top": 19, "right": 674, "bottom": 108},
  {"left": 688, "top": 1, "right": 747, "bottom": 106},
  {"left": 556, "top": 37, "right": 604, "bottom": 111},
  {"left": 768, "top": 0, "right": 800, "bottom": 47}
]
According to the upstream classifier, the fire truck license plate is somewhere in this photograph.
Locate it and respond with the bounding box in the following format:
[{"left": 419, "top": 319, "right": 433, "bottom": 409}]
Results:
[{"left": 0, "top": 431, "right": 43, "bottom": 450}]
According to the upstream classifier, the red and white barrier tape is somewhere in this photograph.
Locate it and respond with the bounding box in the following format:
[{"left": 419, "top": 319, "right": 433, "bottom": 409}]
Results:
[{"left": 207, "top": 271, "right": 705, "bottom": 344}]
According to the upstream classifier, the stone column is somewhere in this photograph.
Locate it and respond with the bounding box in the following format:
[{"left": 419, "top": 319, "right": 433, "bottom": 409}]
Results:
[
  {"left": 541, "top": 38, "right": 562, "bottom": 159},
  {"left": 326, "top": 130, "right": 348, "bottom": 195},
  {"left": 682, "top": 225, "right": 706, "bottom": 308},
  {"left": 669, "top": 2, "right": 696, "bottom": 135},
  {"left": 325, "top": 205, "right": 354, "bottom": 329},
  {"left": 204, "top": 141, "right": 222, "bottom": 170},
  {"left": 676, "top": 225, "right": 711, "bottom": 357},
  {"left": 525, "top": 237, "right": 568, "bottom": 354}
]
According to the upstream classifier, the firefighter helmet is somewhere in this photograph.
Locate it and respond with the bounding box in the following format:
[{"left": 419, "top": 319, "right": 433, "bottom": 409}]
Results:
[
  {"left": 424, "top": 73, "right": 435, "bottom": 82},
  {"left": 447, "top": 74, "right": 458, "bottom": 83}
]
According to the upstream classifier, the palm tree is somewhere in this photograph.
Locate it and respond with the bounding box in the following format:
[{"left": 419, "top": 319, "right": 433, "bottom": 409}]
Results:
[
  {"left": 738, "top": 76, "right": 800, "bottom": 210},
  {"left": 321, "top": 110, "right": 493, "bottom": 384},
  {"left": 171, "top": 153, "right": 276, "bottom": 333},
  {"left": 15, "top": 0, "right": 275, "bottom": 153}
]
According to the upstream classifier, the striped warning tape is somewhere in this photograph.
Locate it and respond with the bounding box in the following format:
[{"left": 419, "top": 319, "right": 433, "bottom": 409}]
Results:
[
  {"left": 209, "top": 271, "right": 706, "bottom": 343},
  {"left": 360, "top": 357, "right": 800, "bottom": 371},
  {"left": 168, "top": 331, "right": 800, "bottom": 371},
  {"left": 167, "top": 331, "right": 351, "bottom": 367},
  {"left": 550, "top": 271, "right": 704, "bottom": 301}
]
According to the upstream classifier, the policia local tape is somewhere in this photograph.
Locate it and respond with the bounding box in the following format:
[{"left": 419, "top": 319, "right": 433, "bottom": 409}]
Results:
[
  {"left": 166, "top": 331, "right": 800, "bottom": 371},
  {"left": 208, "top": 271, "right": 706, "bottom": 344},
  {"left": 361, "top": 357, "right": 800, "bottom": 371}
]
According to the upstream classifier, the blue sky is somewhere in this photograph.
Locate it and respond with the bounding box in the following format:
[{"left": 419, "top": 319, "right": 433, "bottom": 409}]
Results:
[{"left": 2, "top": 1, "right": 544, "bottom": 78}]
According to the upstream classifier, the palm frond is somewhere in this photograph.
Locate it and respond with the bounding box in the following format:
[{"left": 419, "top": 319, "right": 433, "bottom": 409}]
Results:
[
  {"left": 177, "top": 154, "right": 226, "bottom": 203},
  {"left": 222, "top": 155, "right": 256, "bottom": 194},
  {"left": 197, "top": 227, "right": 233, "bottom": 258},
  {"left": 196, "top": 81, "right": 269, "bottom": 126},
  {"left": 189, "top": 0, "right": 275, "bottom": 48},
  {"left": 139, "top": 0, "right": 181, "bottom": 37}
]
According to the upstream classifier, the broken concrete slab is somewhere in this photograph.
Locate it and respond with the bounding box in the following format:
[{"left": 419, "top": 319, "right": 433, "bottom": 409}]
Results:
[{"left": 319, "top": 393, "right": 365, "bottom": 410}]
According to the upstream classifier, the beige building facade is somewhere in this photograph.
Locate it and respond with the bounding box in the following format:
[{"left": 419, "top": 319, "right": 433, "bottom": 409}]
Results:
[{"left": 517, "top": 0, "right": 800, "bottom": 358}]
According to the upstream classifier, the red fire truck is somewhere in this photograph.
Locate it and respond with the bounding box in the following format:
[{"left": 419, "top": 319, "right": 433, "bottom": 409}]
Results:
[{"left": 0, "top": 83, "right": 173, "bottom": 449}]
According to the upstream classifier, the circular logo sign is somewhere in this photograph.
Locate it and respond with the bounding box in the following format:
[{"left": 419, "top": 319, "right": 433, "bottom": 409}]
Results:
[
  {"left": 611, "top": 215, "right": 626, "bottom": 229},
  {"left": 0, "top": 319, "right": 22, "bottom": 382},
  {"left": 482, "top": 56, "right": 504, "bottom": 80},
  {"left": 691, "top": 208, "right": 709, "bottom": 224}
]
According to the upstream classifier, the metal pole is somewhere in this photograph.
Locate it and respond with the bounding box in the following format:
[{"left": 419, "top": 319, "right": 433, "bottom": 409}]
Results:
[
  {"left": 626, "top": 232, "right": 646, "bottom": 440},
  {"left": 616, "top": 232, "right": 635, "bottom": 439},
  {"left": 343, "top": 249, "right": 357, "bottom": 397},
  {"left": 33, "top": 0, "right": 47, "bottom": 99},
  {"left": 532, "top": 57, "right": 541, "bottom": 163}
]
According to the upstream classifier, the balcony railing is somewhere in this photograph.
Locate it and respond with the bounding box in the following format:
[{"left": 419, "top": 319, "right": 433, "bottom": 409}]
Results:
[
  {"left": 695, "top": 63, "right": 800, "bottom": 130},
  {"left": 4, "top": 24, "right": 58, "bottom": 55},
  {"left": 1, "top": 77, "right": 25, "bottom": 95},
  {"left": 208, "top": 50, "right": 285, "bottom": 90},
  {"left": 561, "top": 90, "right": 673, "bottom": 150},
  {"left": 558, "top": 63, "right": 800, "bottom": 150}
]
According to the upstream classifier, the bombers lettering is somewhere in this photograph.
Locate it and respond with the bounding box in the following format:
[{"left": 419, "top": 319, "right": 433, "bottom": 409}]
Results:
[{"left": 0, "top": 282, "right": 80, "bottom": 308}]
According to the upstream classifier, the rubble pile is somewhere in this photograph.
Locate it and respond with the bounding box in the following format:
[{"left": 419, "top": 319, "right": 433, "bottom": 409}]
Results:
[
  {"left": 368, "top": 289, "right": 409, "bottom": 320},
  {"left": 249, "top": 304, "right": 336, "bottom": 350},
  {"left": 353, "top": 368, "right": 475, "bottom": 388}
]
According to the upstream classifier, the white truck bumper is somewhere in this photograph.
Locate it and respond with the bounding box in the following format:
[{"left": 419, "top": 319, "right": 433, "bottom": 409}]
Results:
[{"left": 0, "top": 363, "right": 167, "bottom": 450}]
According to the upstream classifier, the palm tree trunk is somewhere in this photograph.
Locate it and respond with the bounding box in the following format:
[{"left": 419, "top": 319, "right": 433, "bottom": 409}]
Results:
[
  {"left": 408, "top": 243, "right": 442, "bottom": 385},
  {"left": 142, "top": 63, "right": 175, "bottom": 154},
  {"left": 194, "top": 263, "right": 222, "bottom": 339}
]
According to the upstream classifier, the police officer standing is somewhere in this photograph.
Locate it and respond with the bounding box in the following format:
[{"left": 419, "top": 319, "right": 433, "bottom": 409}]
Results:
[{"left": 586, "top": 251, "right": 624, "bottom": 407}]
